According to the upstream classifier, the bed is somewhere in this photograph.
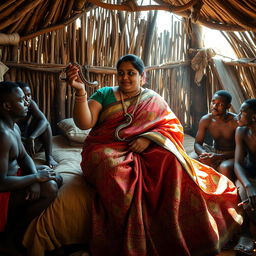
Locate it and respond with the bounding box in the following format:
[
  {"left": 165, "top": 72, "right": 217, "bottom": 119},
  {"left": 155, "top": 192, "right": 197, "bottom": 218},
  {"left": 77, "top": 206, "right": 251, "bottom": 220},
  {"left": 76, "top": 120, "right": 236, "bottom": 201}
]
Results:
[{"left": 22, "top": 119, "right": 195, "bottom": 256}]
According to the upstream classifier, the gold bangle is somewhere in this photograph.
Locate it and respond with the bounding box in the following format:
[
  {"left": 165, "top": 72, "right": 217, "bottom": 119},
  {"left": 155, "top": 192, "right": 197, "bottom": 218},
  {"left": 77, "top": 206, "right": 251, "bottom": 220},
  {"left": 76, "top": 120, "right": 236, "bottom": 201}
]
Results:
[
  {"left": 75, "top": 94, "right": 87, "bottom": 98},
  {"left": 75, "top": 98, "right": 86, "bottom": 103},
  {"left": 75, "top": 94, "right": 87, "bottom": 103}
]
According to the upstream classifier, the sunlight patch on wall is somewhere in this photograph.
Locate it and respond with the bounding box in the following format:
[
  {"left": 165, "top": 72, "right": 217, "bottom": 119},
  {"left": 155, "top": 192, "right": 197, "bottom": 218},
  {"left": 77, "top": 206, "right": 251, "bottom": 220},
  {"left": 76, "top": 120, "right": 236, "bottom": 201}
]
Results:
[
  {"left": 156, "top": 11, "right": 181, "bottom": 32},
  {"left": 203, "top": 27, "right": 237, "bottom": 60},
  {"left": 154, "top": 10, "right": 237, "bottom": 60}
]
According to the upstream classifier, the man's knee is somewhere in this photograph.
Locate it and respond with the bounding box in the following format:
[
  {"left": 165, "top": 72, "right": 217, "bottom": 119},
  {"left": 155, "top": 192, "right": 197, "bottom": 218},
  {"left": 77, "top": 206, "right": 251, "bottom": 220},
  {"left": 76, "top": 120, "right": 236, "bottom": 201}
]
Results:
[
  {"left": 218, "top": 160, "right": 235, "bottom": 180},
  {"left": 47, "top": 122, "right": 53, "bottom": 132},
  {"left": 220, "top": 159, "right": 234, "bottom": 169},
  {"left": 219, "top": 160, "right": 233, "bottom": 172},
  {"left": 41, "top": 180, "right": 58, "bottom": 202}
]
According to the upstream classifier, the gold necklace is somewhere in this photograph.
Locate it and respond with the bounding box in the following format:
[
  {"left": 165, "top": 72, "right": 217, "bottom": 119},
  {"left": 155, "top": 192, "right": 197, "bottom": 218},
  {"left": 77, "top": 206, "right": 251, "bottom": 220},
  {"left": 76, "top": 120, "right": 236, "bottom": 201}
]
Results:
[
  {"left": 115, "top": 88, "right": 142, "bottom": 141},
  {"left": 121, "top": 89, "right": 141, "bottom": 98}
]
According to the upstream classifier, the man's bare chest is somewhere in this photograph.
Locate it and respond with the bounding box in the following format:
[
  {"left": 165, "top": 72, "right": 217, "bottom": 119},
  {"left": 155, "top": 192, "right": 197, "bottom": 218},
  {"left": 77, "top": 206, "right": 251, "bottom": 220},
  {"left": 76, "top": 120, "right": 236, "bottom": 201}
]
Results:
[
  {"left": 9, "top": 131, "right": 22, "bottom": 161},
  {"left": 208, "top": 121, "right": 236, "bottom": 138}
]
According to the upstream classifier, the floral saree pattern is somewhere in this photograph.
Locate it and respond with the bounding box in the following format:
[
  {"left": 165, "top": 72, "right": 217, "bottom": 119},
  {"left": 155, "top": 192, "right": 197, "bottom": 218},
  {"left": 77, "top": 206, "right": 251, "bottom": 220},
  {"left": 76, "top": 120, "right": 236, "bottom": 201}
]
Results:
[{"left": 81, "top": 89, "right": 242, "bottom": 256}]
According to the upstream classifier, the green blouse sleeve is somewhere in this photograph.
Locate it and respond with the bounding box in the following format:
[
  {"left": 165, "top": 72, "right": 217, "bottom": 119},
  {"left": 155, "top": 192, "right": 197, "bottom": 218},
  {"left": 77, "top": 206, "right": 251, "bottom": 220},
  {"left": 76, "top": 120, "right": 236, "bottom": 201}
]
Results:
[{"left": 89, "top": 87, "right": 116, "bottom": 107}]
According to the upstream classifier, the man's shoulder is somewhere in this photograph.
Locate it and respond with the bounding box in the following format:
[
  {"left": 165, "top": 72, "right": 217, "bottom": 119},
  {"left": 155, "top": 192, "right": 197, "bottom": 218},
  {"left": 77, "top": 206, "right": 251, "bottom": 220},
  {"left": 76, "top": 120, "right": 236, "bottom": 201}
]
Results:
[
  {"left": 29, "top": 99, "right": 45, "bottom": 117},
  {"left": 235, "top": 127, "right": 251, "bottom": 143},
  {"left": 29, "top": 99, "right": 39, "bottom": 109},
  {"left": 227, "top": 112, "right": 238, "bottom": 121},
  {"left": 200, "top": 113, "right": 211, "bottom": 119},
  {"left": 0, "top": 121, "right": 7, "bottom": 133},
  {"left": 0, "top": 124, "right": 12, "bottom": 142},
  {"left": 199, "top": 113, "right": 212, "bottom": 123},
  {"left": 236, "top": 126, "right": 249, "bottom": 135}
]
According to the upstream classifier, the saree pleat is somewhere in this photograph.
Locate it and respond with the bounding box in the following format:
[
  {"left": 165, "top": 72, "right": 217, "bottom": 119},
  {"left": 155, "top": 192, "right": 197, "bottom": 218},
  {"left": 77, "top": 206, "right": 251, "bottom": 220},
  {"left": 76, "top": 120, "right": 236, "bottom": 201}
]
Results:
[{"left": 81, "top": 89, "right": 242, "bottom": 256}]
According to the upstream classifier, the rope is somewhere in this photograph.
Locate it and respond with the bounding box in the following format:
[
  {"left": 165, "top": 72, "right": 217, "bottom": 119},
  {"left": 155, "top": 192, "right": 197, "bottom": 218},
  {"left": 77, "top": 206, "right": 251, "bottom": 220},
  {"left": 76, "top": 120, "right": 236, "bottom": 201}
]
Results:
[{"left": 0, "top": 33, "right": 20, "bottom": 45}]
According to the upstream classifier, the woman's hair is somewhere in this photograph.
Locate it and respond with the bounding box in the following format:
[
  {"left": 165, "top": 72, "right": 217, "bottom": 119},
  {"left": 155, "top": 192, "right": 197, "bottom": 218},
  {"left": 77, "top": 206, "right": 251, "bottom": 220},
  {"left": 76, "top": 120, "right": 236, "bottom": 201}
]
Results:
[
  {"left": 244, "top": 99, "right": 256, "bottom": 113},
  {"left": 116, "top": 54, "right": 145, "bottom": 74},
  {"left": 214, "top": 90, "right": 232, "bottom": 104}
]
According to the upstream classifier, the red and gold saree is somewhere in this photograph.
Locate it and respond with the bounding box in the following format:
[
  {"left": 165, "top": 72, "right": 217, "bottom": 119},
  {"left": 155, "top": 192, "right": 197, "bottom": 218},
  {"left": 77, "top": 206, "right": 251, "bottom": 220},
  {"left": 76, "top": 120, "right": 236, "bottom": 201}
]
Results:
[{"left": 81, "top": 88, "right": 242, "bottom": 256}]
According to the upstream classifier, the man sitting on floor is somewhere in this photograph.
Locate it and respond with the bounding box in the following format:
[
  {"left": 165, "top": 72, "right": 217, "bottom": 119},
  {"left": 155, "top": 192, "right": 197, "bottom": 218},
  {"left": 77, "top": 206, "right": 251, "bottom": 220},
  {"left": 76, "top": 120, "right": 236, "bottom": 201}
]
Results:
[
  {"left": 0, "top": 81, "right": 62, "bottom": 255},
  {"left": 190, "top": 90, "right": 238, "bottom": 181},
  {"left": 234, "top": 99, "right": 256, "bottom": 255},
  {"left": 16, "top": 81, "right": 58, "bottom": 168}
]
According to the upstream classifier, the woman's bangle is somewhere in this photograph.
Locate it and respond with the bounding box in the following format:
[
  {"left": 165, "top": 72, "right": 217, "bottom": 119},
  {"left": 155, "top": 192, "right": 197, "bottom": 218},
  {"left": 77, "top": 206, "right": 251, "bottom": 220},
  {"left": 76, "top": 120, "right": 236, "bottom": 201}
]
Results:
[{"left": 75, "top": 93, "right": 87, "bottom": 103}]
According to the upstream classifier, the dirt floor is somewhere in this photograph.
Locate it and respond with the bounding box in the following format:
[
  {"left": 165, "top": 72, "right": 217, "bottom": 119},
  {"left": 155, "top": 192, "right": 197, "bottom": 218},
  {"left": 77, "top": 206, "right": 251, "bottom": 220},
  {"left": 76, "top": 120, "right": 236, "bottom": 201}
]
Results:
[{"left": 218, "top": 250, "right": 236, "bottom": 256}]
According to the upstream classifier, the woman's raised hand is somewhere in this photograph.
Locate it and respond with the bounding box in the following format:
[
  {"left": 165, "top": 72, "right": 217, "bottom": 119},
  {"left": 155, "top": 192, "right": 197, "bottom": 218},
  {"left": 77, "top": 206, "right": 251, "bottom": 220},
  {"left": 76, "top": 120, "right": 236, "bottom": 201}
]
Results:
[{"left": 66, "top": 64, "right": 85, "bottom": 91}]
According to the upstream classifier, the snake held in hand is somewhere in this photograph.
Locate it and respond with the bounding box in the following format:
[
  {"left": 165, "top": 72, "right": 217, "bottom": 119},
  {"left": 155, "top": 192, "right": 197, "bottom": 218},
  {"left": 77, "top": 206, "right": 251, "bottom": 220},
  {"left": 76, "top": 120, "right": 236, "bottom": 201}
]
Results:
[{"left": 59, "top": 62, "right": 98, "bottom": 88}]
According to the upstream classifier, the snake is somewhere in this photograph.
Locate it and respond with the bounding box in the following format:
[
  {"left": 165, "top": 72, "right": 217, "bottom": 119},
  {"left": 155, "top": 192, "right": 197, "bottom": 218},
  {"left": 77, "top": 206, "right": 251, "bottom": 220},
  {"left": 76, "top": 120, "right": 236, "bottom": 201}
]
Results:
[
  {"left": 115, "top": 113, "right": 133, "bottom": 141},
  {"left": 115, "top": 88, "right": 143, "bottom": 141},
  {"left": 59, "top": 62, "right": 98, "bottom": 88}
]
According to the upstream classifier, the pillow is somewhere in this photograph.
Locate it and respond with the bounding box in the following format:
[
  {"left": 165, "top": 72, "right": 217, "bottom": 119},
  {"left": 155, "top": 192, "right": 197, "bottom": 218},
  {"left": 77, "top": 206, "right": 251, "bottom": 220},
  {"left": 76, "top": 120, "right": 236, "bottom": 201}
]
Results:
[{"left": 57, "top": 118, "right": 91, "bottom": 144}]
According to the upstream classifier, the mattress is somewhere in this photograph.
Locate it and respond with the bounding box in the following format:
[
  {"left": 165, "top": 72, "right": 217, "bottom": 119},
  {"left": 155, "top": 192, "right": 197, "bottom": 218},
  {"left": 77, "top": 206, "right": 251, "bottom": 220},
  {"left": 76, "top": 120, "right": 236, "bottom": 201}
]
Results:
[{"left": 23, "top": 134, "right": 195, "bottom": 255}]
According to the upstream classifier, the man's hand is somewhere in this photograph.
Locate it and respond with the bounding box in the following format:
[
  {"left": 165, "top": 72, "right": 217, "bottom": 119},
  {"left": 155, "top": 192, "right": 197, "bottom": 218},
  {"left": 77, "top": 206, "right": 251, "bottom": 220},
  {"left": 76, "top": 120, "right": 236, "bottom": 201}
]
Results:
[
  {"left": 198, "top": 152, "right": 220, "bottom": 168},
  {"left": 128, "top": 137, "right": 151, "bottom": 153},
  {"left": 36, "top": 166, "right": 57, "bottom": 182},
  {"left": 246, "top": 185, "right": 256, "bottom": 210}
]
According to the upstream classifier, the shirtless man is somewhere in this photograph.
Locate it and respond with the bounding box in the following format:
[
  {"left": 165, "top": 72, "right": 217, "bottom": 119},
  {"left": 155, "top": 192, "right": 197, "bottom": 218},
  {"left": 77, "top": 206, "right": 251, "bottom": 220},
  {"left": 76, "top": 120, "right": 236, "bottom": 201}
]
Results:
[
  {"left": 192, "top": 90, "right": 238, "bottom": 180},
  {"left": 0, "top": 81, "right": 62, "bottom": 255},
  {"left": 16, "top": 82, "right": 58, "bottom": 168},
  {"left": 234, "top": 99, "right": 256, "bottom": 255}
]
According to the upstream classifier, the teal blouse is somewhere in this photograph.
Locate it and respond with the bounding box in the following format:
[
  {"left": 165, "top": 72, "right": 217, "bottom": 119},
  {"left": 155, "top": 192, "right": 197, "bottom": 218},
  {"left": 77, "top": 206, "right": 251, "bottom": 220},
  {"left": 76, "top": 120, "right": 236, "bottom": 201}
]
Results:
[{"left": 90, "top": 86, "right": 117, "bottom": 107}]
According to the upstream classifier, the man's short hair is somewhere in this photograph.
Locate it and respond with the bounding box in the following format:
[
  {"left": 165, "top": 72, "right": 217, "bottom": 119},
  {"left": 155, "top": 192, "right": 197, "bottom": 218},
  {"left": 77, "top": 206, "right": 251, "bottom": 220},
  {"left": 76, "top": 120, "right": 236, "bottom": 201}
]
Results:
[
  {"left": 0, "top": 81, "right": 20, "bottom": 102},
  {"left": 214, "top": 90, "right": 232, "bottom": 104},
  {"left": 244, "top": 99, "right": 256, "bottom": 113},
  {"left": 16, "top": 81, "right": 30, "bottom": 89}
]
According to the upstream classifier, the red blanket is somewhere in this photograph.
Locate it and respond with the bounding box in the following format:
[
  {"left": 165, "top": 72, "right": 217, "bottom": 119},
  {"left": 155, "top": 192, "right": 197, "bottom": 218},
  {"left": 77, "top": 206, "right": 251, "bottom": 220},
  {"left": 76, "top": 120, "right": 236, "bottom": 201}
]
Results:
[
  {"left": 81, "top": 89, "right": 242, "bottom": 256},
  {"left": 0, "top": 192, "right": 10, "bottom": 232},
  {"left": 0, "top": 169, "right": 22, "bottom": 232}
]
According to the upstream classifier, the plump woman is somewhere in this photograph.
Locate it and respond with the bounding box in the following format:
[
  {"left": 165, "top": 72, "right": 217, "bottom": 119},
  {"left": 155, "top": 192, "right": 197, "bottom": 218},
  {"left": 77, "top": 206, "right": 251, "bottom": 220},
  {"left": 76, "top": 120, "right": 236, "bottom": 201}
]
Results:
[{"left": 66, "top": 54, "right": 241, "bottom": 256}]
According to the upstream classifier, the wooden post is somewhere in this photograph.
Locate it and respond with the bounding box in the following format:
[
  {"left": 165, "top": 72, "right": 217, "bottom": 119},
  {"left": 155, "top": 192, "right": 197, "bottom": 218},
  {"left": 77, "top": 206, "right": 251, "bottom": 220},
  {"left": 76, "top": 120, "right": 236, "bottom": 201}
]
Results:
[
  {"left": 189, "top": 23, "right": 208, "bottom": 137},
  {"left": 56, "top": 79, "right": 67, "bottom": 125}
]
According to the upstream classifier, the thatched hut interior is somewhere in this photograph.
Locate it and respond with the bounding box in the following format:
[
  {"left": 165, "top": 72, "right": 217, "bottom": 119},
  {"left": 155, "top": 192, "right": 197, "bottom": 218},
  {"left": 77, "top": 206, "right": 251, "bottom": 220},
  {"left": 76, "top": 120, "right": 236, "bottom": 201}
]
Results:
[
  {"left": 1, "top": 0, "right": 255, "bottom": 136},
  {"left": 0, "top": 0, "right": 256, "bottom": 255}
]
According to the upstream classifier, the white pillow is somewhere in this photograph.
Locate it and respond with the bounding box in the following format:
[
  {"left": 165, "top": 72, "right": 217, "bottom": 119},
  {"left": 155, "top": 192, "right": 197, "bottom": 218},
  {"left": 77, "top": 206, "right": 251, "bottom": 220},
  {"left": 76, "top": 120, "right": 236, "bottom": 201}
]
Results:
[{"left": 57, "top": 118, "right": 91, "bottom": 144}]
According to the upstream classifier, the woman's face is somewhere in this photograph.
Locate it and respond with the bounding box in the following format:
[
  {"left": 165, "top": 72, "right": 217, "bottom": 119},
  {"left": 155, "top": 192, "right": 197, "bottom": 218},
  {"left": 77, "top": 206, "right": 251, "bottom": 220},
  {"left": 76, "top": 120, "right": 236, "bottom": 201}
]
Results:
[{"left": 117, "top": 61, "right": 143, "bottom": 93}]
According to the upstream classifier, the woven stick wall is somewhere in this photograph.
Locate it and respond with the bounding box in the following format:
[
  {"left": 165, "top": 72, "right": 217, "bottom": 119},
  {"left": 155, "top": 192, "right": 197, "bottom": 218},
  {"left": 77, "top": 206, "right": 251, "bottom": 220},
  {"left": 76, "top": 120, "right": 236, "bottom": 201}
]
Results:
[
  {"left": 223, "top": 31, "right": 256, "bottom": 99},
  {"left": 203, "top": 31, "right": 256, "bottom": 116},
  {"left": 2, "top": 8, "right": 191, "bottom": 133}
]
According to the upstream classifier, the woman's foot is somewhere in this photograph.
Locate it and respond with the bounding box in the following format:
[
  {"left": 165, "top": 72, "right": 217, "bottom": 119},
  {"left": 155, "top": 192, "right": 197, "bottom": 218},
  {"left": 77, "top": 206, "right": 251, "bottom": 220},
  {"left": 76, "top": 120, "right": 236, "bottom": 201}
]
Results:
[{"left": 234, "top": 235, "right": 255, "bottom": 255}]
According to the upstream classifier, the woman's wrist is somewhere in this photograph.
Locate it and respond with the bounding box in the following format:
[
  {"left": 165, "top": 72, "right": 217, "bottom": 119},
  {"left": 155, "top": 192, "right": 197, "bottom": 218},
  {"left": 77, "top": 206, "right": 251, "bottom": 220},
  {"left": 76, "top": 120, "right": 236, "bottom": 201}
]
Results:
[
  {"left": 75, "top": 88, "right": 87, "bottom": 96},
  {"left": 75, "top": 91, "right": 87, "bottom": 103}
]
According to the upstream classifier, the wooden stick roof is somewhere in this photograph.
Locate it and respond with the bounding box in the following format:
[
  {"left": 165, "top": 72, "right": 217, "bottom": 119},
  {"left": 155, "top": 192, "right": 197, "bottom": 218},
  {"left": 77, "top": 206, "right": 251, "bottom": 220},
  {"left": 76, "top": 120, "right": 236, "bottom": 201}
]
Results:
[{"left": 0, "top": 0, "right": 256, "bottom": 41}]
